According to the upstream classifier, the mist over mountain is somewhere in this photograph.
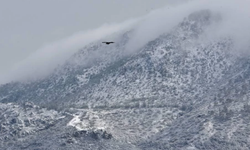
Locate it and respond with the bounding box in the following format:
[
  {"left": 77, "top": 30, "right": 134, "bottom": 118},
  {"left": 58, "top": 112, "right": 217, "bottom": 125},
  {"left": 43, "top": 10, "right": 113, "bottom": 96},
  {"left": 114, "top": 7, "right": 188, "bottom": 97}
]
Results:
[{"left": 1, "top": 0, "right": 250, "bottom": 149}]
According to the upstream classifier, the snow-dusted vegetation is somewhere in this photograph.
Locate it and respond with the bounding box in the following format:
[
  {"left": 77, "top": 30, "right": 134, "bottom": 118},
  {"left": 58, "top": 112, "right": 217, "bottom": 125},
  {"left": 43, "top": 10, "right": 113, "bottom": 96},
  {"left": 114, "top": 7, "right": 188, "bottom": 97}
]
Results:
[{"left": 1, "top": 0, "right": 250, "bottom": 149}]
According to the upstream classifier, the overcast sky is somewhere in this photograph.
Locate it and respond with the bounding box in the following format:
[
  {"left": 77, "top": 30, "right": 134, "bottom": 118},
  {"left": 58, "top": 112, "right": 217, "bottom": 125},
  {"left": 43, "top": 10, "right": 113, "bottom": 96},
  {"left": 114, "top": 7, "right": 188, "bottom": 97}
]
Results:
[
  {"left": 0, "top": 0, "right": 178, "bottom": 75},
  {"left": 1, "top": 0, "right": 249, "bottom": 84}
]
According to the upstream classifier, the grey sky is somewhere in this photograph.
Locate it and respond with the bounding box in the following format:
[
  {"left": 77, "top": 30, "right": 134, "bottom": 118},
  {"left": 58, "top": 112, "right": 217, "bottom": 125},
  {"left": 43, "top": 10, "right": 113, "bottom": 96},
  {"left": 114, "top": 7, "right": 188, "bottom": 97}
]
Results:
[
  {"left": 0, "top": 0, "right": 173, "bottom": 75},
  {"left": 1, "top": 0, "right": 249, "bottom": 84}
]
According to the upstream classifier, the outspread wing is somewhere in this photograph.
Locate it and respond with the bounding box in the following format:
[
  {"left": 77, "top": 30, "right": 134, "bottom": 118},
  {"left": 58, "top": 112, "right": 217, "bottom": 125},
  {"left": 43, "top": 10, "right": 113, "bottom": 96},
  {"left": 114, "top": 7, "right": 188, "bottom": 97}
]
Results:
[{"left": 102, "top": 42, "right": 114, "bottom": 44}]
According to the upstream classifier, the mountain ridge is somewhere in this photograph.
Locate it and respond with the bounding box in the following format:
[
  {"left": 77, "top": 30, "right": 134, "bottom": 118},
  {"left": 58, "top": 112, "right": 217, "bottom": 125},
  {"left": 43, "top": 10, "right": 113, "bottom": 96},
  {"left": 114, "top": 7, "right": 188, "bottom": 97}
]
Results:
[{"left": 1, "top": 9, "right": 250, "bottom": 149}]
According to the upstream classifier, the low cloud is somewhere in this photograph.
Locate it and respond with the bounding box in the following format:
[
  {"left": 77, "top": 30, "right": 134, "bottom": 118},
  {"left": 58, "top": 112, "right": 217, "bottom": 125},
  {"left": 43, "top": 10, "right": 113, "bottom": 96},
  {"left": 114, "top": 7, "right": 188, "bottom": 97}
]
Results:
[
  {"left": 0, "top": 19, "right": 137, "bottom": 84},
  {"left": 126, "top": 0, "right": 250, "bottom": 54},
  {"left": 1, "top": 0, "right": 250, "bottom": 85}
]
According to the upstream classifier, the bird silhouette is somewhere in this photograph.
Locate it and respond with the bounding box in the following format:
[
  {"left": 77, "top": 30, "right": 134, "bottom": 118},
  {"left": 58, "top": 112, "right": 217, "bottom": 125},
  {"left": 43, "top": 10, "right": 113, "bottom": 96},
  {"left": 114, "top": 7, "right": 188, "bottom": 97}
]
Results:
[{"left": 102, "top": 42, "right": 114, "bottom": 45}]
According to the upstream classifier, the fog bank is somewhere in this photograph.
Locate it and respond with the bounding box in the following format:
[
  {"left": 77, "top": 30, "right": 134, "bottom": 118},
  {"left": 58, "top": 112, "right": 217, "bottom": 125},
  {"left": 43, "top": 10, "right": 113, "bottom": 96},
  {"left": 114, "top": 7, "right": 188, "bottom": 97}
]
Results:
[{"left": 1, "top": 0, "right": 250, "bottom": 84}]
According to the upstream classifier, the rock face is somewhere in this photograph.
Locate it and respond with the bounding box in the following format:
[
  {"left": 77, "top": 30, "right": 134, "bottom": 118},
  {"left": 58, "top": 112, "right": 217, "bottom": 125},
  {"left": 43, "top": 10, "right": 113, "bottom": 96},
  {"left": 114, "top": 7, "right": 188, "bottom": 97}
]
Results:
[{"left": 1, "top": 9, "right": 250, "bottom": 149}]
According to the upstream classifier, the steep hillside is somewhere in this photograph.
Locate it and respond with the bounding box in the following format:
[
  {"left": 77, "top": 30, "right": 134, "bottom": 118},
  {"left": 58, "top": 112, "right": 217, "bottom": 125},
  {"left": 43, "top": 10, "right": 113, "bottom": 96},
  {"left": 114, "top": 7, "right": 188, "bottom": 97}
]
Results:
[{"left": 1, "top": 8, "right": 250, "bottom": 150}]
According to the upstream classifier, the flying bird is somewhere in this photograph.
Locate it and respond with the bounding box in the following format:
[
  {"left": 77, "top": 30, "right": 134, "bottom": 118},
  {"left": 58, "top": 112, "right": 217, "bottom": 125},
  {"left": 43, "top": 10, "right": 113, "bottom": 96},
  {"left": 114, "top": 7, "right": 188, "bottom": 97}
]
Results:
[{"left": 102, "top": 42, "right": 114, "bottom": 45}]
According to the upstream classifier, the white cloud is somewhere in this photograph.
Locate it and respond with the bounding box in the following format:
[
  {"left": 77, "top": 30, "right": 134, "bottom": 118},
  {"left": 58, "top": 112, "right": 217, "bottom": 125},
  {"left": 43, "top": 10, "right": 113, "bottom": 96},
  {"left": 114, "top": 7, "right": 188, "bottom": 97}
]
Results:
[
  {"left": 0, "top": 19, "right": 137, "bottom": 84},
  {"left": 126, "top": 0, "right": 250, "bottom": 54},
  {"left": 1, "top": 0, "right": 250, "bottom": 84}
]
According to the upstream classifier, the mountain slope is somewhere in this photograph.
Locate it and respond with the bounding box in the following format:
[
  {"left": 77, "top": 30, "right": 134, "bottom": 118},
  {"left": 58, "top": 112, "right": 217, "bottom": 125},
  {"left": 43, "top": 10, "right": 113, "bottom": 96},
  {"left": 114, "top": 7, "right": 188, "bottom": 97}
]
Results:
[{"left": 1, "top": 9, "right": 250, "bottom": 150}]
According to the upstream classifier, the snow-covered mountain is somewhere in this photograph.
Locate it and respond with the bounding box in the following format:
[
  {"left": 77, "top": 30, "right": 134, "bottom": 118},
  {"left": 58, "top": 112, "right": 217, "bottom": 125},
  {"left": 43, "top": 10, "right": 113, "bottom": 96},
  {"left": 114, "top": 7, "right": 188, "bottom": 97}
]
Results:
[{"left": 1, "top": 3, "right": 250, "bottom": 150}]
